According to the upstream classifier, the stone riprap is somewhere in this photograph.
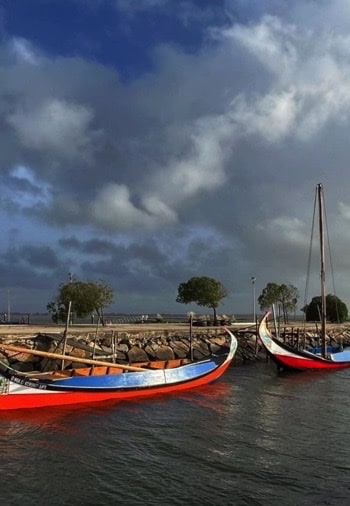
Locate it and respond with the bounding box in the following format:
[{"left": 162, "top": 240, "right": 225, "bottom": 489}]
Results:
[{"left": 0, "top": 327, "right": 258, "bottom": 372}]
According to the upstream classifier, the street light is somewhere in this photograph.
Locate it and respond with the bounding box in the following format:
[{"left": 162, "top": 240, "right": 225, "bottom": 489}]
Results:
[{"left": 251, "top": 277, "right": 256, "bottom": 323}]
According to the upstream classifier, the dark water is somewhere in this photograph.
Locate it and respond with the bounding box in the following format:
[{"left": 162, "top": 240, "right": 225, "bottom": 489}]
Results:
[{"left": 1, "top": 363, "right": 350, "bottom": 506}]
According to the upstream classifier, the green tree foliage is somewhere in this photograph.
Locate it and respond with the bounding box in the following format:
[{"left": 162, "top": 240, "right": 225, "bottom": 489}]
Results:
[
  {"left": 47, "top": 279, "right": 114, "bottom": 325},
  {"left": 176, "top": 276, "right": 228, "bottom": 324},
  {"left": 258, "top": 282, "right": 299, "bottom": 323},
  {"left": 304, "top": 294, "right": 348, "bottom": 323}
]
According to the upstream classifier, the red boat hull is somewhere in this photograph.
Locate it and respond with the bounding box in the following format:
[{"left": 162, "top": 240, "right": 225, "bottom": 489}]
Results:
[
  {"left": 0, "top": 361, "right": 232, "bottom": 410},
  {"left": 271, "top": 352, "right": 350, "bottom": 371}
]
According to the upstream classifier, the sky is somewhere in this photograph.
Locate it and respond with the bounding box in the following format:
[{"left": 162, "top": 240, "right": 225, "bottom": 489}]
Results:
[{"left": 1, "top": 0, "right": 350, "bottom": 317}]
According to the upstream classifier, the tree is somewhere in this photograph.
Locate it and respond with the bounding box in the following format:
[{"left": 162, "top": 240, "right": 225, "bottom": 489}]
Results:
[
  {"left": 176, "top": 276, "right": 228, "bottom": 324},
  {"left": 258, "top": 282, "right": 299, "bottom": 323},
  {"left": 47, "top": 279, "right": 114, "bottom": 325},
  {"left": 258, "top": 283, "right": 280, "bottom": 310},
  {"left": 304, "top": 294, "right": 348, "bottom": 323}
]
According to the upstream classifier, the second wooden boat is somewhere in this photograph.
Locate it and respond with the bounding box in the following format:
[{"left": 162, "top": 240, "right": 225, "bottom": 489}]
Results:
[
  {"left": 259, "top": 311, "right": 350, "bottom": 372},
  {"left": 258, "top": 183, "right": 350, "bottom": 372}
]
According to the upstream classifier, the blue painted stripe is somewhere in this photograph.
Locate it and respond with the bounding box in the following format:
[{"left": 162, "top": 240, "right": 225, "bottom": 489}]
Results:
[{"left": 44, "top": 359, "right": 216, "bottom": 390}]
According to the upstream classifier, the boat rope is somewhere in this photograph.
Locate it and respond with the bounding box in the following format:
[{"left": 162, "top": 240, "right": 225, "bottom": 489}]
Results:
[
  {"left": 303, "top": 185, "right": 340, "bottom": 326},
  {"left": 323, "top": 193, "right": 340, "bottom": 323},
  {"left": 303, "top": 186, "right": 318, "bottom": 329}
]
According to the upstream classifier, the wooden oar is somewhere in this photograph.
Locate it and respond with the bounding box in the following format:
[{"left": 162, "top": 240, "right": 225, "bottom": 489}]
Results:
[{"left": 0, "top": 343, "right": 148, "bottom": 372}]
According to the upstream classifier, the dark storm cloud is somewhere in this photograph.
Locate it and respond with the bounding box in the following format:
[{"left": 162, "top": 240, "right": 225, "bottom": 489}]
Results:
[
  {"left": 2, "top": 1, "right": 350, "bottom": 313},
  {"left": 2, "top": 244, "right": 59, "bottom": 270}
]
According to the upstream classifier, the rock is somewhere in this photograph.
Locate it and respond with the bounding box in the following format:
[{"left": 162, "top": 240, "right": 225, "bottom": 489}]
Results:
[
  {"left": 143, "top": 344, "right": 158, "bottom": 359},
  {"left": 191, "top": 340, "right": 210, "bottom": 359},
  {"left": 128, "top": 346, "right": 149, "bottom": 363},
  {"left": 152, "top": 345, "right": 175, "bottom": 361},
  {"left": 100, "top": 335, "right": 113, "bottom": 347},
  {"left": 117, "top": 343, "right": 129, "bottom": 354},
  {"left": 115, "top": 351, "right": 128, "bottom": 361},
  {"left": 171, "top": 340, "right": 189, "bottom": 358},
  {"left": 0, "top": 328, "right": 236, "bottom": 370},
  {"left": 8, "top": 349, "right": 40, "bottom": 364}
]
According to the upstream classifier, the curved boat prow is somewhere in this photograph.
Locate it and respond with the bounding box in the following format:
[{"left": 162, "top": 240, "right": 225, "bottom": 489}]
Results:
[
  {"left": 222, "top": 327, "right": 238, "bottom": 362},
  {"left": 258, "top": 312, "right": 274, "bottom": 352}
]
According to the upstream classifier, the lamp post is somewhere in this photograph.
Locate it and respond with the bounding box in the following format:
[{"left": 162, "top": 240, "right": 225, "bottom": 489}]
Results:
[
  {"left": 251, "top": 277, "right": 256, "bottom": 323},
  {"left": 7, "top": 288, "right": 11, "bottom": 323}
]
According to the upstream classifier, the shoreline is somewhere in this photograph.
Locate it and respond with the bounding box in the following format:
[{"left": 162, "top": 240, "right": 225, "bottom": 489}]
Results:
[
  {"left": 0, "top": 321, "right": 257, "bottom": 335},
  {"left": 0, "top": 319, "right": 348, "bottom": 338}
]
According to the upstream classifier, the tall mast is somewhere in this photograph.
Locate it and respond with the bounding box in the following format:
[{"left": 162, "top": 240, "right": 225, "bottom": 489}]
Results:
[{"left": 317, "top": 183, "right": 327, "bottom": 357}]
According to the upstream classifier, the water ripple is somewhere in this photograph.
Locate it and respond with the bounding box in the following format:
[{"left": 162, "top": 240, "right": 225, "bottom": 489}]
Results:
[{"left": 1, "top": 364, "right": 350, "bottom": 505}]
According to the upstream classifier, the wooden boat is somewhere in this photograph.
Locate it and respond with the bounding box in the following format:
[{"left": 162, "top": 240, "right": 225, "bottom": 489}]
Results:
[
  {"left": 258, "top": 183, "right": 350, "bottom": 372},
  {"left": 0, "top": 328, "right": 237, "bottom": 410},
  {"left": 259, "top": 311, "right": 350, "bottom": 372}
]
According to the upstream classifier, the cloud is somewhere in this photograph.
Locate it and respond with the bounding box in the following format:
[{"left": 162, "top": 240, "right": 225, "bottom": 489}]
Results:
[
  {"left": 3, "top": 2, "right": 350, "bottom": 313},
  {"left": 7, "top": 98, "right": 98, "bottom": 160},
  {"left": 7, "top": 165, "right": 51, "bottom": 209},
  {"left": 218, "top": 14, "right": 350, "bottom": 144},
  {"left": 90, "top": 183, "right": 177, "bottom": 230},
  {"left": 339, "top": 202, "right": 350, "bottom": 221},
  {"left": 220, "top": 15, "right": 298, "bottom": 78},
  {"left": 229, "top": 89, "right": 297, "bottom": 142},
  {"left": 260, "top": 216, "right": 308, "bottom": 246},
  {"left": 8, "top": 37, "right": 40, "bottom": 64}
]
